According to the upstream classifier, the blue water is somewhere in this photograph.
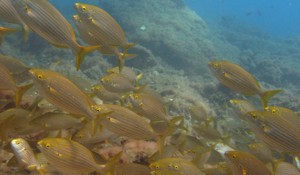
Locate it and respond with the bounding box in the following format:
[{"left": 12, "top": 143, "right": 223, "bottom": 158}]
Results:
[{"left": 185, "top": 0, "right": 300, "bottom": 37}]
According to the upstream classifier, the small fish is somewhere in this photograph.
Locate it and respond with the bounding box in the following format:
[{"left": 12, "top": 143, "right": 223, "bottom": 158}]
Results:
[
  {"left": 173, "top": 134, "right": 207, "bottom": 155},
  {"left": 74, "top": 3, "right": 136, "bottom": 71},
  {"left": 100, "top": 104, "right": 157, "bottom": 139},
  {"left": 248, "top": 142, "right": 273, "bottom": 163},
  {"left": 193, "top": 124, "right": 228, "bottom": 142},
  {"left": 91, "top": 84, "right": 122, "bottom": 103},
  {"left": 101, "top": 73, "right": 142, "bottom": 93},
  {"left": 100, "top": 104, "right": 179, "bottom": 153},
  {"left": 128, "top": 92, "right": 168, "bottom": 122},
  {"left": 107, "top": 66, "right": 142, "bottom": 83},
  {"left": 72, "top": 15, "right": 136, "bottom": 72},
  {"left": 0, "top": 63, "right": 32, "bottom": 106},
  {"left": 0, "top": 27, "right": 19, "bottom": 44},
  {"left": 10, "top": 138, "right": 43, "bottom": 173},
  {"left": 30, "top": 112, "right": 84, "bottom": 131},
  {"left": 246, "top": 111, "right": 300, "bottom": 153},
  {"left": 73, "top": 120, "right": 115, "bottom": 146},
  {"left": 229, "top": 99, "right": 258, "bottom": 115},
  {"left": 149, "top": 157, "right": 205, "bottom": 175},
  {"left": 29, "top": 69, "right": 111, "bottom": 120},
  {"left": 224, "top": 150, "right": 272, "bottom": 175},
  {"left": 208, "top": 60, "right": 281, "bottom": 108},
  {"left": 11, "top": 0, "right": 100, "bottom": 70},
  {"left": 37, "top": 138, "right": 117, "bottom": 174},
  {"left": 0, "top": 0, "right": 29, "bottom": 40},
  {"left": 0, "top": 108, "right": 40, "bottom": 140},
  {"left": 0, "top": 55, "right": 31, "bottom": 85}
]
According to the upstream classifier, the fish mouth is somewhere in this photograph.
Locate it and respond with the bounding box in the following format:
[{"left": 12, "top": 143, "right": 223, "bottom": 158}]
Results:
[
  {"left": 74, "top": 3, "right": 81, "bottom": 10},
  {"left": 28, "top": 69, "right": 35, "bottom": 76},
  {"left": 36, "top": 140, "right": 43, "bottom": 148}
]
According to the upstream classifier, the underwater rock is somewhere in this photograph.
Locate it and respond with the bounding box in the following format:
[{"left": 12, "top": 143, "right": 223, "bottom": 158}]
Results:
[{"left": 98, "top": 0, "right": 216, "bottom": 75}]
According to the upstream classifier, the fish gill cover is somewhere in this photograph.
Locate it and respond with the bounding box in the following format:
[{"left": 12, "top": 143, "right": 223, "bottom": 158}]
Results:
[{"left": 0, "top": 0, "right": 300, "bottom": 174}]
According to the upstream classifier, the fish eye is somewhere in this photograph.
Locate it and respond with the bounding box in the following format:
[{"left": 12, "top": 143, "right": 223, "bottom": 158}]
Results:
[
  {"left": 88, "top": 17, "right": 94, "bottom": 22},
  {"left": 56, "top": 152, "right": 62, "bottom": 157},
  {"left": 92, "top": 105, "right": 101, "bottom": 112},
  {"left": 271, "top": 109, "right": 276, "bottom": 114},
  {"left": 232, "top": 154, "right": 237, "bottom": 159},
  {"left": 174, "top": 165, "right": 179, "bottom": 170},
  {"left": 46, "top": 143, "right": 51, "bottom": 148},
  {"left": 15, "top": 141, "right": 21, "bottom": 145},
  {"left": 155, "top": 165, "right": 160, "bottom": 169},
  {"left": 82, "top": 6, "right": 86, "bottom": 11},
  {"left": 250, "top": 113, "right": 257, "bottom": 119},
  {"left": 212, "top": 63, "right": 219, "bottom": 69},
  {"left": 37, "top": 74, "right": 43, "bottom": 80},
  {"left": 24, "top": 6, "right": 29, "bottom": 12}
]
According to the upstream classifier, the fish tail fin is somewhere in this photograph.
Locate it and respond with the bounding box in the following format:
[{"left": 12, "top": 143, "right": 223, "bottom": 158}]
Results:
[
  {"left": 260, "top": 89, "right": 282, "bottom": 108},
  {"left": 123, "top": 43, "right": 137, "bottom": 51},
  {"left": 0, "top": 27, "right": 19, "bottom": 45},
  {"left": 156, "top": 116, "right": 186, "bottom": 155},
  {"left": 22, "top": 25, "right": 30, "bottom": 42},
  {"left": 76, "top": 45, "right": 101, "bottom": 70},
  {"left": 157, "top": 135, "right": 166, "bottom": 155},
  {"left": 117, "top": 53, "right": 137, "bottom": 73},
  {"left": 15, "top": 83, "right": 33, "bottom": 107},
  {"left": 135, "top": 73, "right": 143, "bottom": 86},
  {"left": 134, "top": 83, "right": 147, "bottom": 92},
  {"left": 97, "top": 151, "right": 122, "bottom": 175}
]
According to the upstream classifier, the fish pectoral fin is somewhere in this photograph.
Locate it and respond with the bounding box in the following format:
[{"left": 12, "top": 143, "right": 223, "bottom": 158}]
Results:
[
  {"left": 15, "top": 83, "right": 33, "bottom": 107},
  {"left": 242, "top": 168, "right": 247, "bottom": 175},
  {"left": 123, "top": 43, "right": 137, "bottom": 51},
  {"left": 52, "top": 43, "right": 68, "bottom": 48},
  {"left": 22, "top": 25, "right": 30, "bottom": 42},
  {"left": 75, "top": 45, "right": 101, "bottom": 70}
]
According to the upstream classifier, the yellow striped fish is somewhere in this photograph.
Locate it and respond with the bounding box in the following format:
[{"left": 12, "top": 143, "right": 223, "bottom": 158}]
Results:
[
  {"left": 29, "top": 69, "right": 111, "bottom": 120},
  {"left": 74, "top": 3, "right": 135, "bottom": 52},
  {"left": 100, "top": 104, "right": 157, "bottom": 139},
  {"left": 72, "top": 14, "right": 123, "bottom": 57},
  {"left": 11, "top": 0, "right": 100, "bottom": 70},
  {"left": 208, "top": 60, "right": 281, "bottom": 108},
  {"left": 129, "top": 92, "right": 168, "bottom": 122},
  {"left": 37, "top": 138, "right": 116, "bottom": 174},
  {"left": 225, "top": 151, "right": 272, "bottom": 175},
  {"left": 30, "top": 112, "right": 84, "bottom": 131},
  {"left": 74, "top": 3, "right": 136, "bottom": 71},
  {"left": 246, "top": 110, "right": 300, "bottom": 153},
  {"left": 107, "top": 66, "right": 142, "bottom": 83},
  {"left": 100, "top": 73, "right": 140, "bottom": 93},
  {"left": 91, "top": 84, "right": 122, "bottom": 103}
]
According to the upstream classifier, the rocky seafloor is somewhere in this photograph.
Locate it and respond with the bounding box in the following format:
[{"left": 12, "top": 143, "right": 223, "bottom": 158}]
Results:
[{"left": 0, "top": 0, "right": 300, "bottom": 174}]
